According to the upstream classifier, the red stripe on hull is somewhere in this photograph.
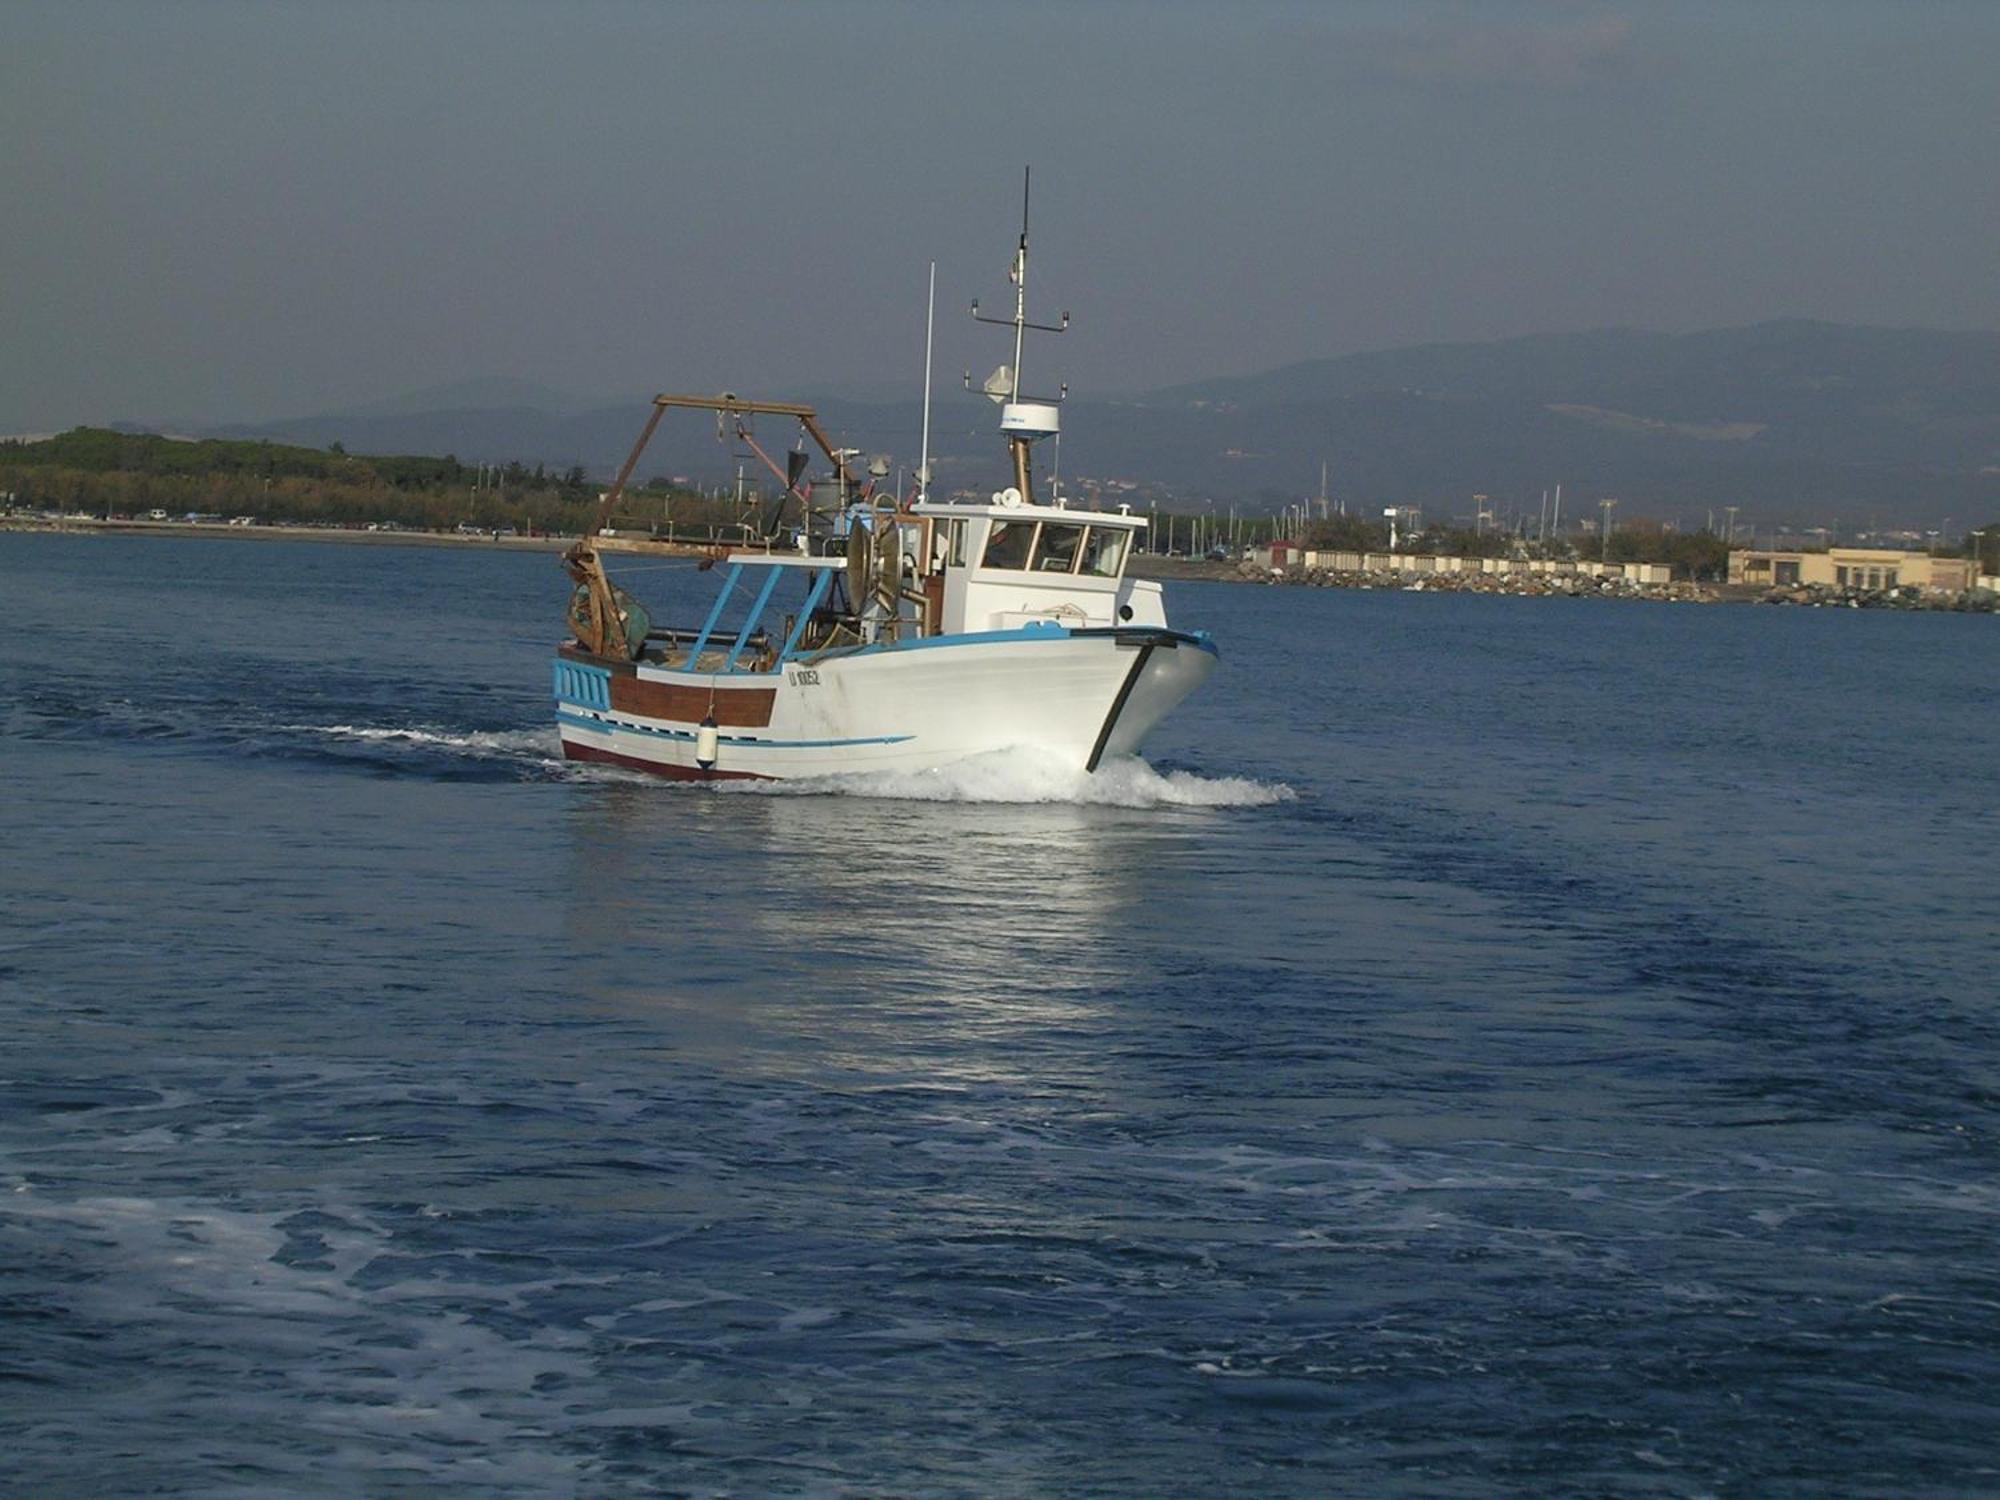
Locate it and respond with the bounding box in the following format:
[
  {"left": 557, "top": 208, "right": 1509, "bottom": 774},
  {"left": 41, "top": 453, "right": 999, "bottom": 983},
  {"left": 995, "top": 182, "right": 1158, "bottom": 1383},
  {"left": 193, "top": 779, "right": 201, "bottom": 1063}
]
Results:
[{"left": 561, "top": 739, "right": 771, "bottom": 782}]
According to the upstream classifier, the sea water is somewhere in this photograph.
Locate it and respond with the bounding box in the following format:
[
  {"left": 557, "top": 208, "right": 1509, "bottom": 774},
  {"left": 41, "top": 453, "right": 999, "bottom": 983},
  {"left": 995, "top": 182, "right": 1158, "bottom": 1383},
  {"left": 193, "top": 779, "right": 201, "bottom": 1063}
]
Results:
[{"left": 2, "top": 532, "right": 1997, "bottom": 1496}]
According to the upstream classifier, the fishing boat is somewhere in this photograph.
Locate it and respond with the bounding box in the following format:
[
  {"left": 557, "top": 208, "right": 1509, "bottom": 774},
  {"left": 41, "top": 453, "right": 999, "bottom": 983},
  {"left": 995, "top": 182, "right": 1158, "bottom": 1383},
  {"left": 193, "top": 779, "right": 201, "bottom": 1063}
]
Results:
[{"left": 553, "top": 192, "right": 1217, "bottom": 782}]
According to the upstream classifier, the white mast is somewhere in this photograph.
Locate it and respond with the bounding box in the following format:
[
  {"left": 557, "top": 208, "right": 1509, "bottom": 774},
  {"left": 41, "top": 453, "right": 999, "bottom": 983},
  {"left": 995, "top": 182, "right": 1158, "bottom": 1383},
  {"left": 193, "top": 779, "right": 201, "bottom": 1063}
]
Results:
[
  {"left": 1011, "top": 168, "right": 1029, "bottom": 402},
  {"left": 919, "top": 260, "right": 935, "bottom": 502},
  {"left": 969, "top": 167, "right": 1068, "bottom": 505}
]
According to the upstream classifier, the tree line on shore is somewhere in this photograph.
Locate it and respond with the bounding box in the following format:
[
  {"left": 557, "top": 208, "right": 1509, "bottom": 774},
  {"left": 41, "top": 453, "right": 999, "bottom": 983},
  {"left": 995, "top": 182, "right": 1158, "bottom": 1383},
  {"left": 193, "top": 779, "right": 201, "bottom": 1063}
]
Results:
[{"left": 0, "top": 428, "right": 741, "bottom": 536}]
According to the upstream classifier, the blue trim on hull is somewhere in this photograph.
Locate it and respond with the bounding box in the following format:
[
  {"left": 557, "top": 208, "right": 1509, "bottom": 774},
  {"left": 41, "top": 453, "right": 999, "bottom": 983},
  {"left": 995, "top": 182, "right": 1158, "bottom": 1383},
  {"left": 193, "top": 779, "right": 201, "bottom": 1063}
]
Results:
[
  {"left": 555, "top": 708, "right": 914, "bottom": 751},
  {"left": 571, "top": 623, "right": 1217, "bottom": 697},
  {"left": 791, "top": 622, "right": 1217, "bottom": 665},
  {"left": 1066, "top": 625, "right": 1220, "bottom": 657}
]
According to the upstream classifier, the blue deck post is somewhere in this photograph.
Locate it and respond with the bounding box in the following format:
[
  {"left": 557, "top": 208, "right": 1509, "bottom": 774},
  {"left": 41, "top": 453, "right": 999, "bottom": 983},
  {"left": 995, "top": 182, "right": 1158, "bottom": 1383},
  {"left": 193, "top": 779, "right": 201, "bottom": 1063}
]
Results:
[
  {"left": 720, "top": 565, "right": 785, "bottom": 673},
  {"left": 775, "top": 567, "right": 834, "bottom": 665},
  {"left": 683, "top": 563, "right": 740, "bottom": 667}
]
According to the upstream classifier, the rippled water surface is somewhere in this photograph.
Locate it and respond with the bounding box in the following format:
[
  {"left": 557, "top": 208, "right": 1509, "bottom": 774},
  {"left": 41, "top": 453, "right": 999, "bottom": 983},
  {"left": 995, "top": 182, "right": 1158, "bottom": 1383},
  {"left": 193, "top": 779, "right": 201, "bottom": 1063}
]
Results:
[{"left": 4, "top": 532, "right": 1998, "bottom": 1496}]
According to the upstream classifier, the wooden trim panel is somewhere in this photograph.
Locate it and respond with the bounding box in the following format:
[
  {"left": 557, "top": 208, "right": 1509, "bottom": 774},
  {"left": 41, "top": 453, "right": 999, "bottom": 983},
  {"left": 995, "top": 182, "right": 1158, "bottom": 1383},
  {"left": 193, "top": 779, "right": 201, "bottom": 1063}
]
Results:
[{"left": 609, "top": 677, "right": 777, "bottom": 727}]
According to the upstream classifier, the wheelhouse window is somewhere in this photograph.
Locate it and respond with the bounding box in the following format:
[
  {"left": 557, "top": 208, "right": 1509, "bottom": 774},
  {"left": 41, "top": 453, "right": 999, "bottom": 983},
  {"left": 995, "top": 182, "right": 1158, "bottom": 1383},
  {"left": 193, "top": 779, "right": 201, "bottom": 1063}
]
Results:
[
  {"left": 1081, "top": 528, "right": 1128, "bottom": 577},
  {"left": 984, "top": 520, "right": 1034, "bottom": 569},
  {"left": 1034, "top": 523, "right": 1085, "bottom": 572},
  {"left": 948, "top": 519, "right": 972, "bottom": 568}
]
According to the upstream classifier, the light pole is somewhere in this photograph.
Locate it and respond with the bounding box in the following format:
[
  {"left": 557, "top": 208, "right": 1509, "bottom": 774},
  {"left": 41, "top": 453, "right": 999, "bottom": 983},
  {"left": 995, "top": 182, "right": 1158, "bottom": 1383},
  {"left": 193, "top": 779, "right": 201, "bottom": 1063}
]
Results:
[{"left": 1599, "top": 498, "right": 1618, "bottom": 562}]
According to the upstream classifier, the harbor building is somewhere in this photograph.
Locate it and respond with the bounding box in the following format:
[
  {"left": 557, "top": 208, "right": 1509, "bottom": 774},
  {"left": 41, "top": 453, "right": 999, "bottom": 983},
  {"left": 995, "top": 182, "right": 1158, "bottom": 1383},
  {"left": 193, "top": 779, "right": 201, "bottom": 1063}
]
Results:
[{"left": 1729, "top": 548, "right": 1978, "bottom": 591}]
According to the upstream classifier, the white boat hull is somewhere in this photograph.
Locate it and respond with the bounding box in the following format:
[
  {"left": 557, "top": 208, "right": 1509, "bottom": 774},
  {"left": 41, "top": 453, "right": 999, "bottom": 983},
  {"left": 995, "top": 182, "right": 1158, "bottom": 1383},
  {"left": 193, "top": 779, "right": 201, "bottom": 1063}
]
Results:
[{"left": 554, "top": 626, "right": 1216, "bottom": 781}]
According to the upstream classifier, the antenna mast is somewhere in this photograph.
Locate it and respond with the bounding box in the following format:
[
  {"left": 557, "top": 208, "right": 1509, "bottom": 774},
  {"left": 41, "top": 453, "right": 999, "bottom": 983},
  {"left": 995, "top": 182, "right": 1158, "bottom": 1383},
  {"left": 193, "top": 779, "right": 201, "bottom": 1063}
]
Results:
[
  {"left": 969, "top": 167, "right": 1069, "bottom": 504},
  {"left": 1011, "top": 167, "right": 1029, "bottom": 403}
]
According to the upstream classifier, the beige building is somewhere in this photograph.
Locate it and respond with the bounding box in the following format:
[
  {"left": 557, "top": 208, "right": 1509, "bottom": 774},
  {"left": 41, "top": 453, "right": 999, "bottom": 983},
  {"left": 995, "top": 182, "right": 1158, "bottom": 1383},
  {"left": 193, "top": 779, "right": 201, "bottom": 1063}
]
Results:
[{"left": 1729, "top": 547, "right": 1978, "bottom": 591}]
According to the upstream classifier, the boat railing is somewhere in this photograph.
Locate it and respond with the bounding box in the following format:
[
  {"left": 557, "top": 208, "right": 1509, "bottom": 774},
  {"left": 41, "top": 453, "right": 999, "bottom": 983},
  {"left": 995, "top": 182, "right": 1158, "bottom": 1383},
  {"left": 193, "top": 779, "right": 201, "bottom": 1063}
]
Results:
[{"left": 636, "top": 552, "right": 942, "bottom": 677}]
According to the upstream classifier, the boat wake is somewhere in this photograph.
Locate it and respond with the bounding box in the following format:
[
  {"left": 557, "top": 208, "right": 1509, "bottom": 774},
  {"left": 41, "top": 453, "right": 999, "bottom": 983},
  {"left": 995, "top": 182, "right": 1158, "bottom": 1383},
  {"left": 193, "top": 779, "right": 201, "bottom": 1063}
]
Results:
[
  {"left": 721, "top": 747, "right": 1293, "bottom": 809},
  {"left": 274, "top": 722, "right": 570, "bottom": 779},
  {"left": 17, "top": 683, "right": 576, "bottom": 783},
  {"left": 291, "top": 723, "right": 562, "bottom": 760}
]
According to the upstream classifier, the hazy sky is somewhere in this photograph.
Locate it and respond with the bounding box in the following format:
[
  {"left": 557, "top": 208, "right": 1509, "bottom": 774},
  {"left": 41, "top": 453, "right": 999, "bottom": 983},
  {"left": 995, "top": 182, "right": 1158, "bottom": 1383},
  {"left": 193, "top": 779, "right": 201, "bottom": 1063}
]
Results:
[{"left": 4, "top": 0, "right": 1997, "bottom": 430}]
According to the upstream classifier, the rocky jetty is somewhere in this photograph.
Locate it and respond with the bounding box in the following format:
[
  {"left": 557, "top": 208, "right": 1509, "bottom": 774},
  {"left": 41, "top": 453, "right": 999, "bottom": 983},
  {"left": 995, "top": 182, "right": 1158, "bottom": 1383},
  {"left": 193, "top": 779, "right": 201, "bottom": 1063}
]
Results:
[
  {"left": 1243, "top": 563, "right": 1997, "bottom": 610},
  {"left": 1757, "top": 583, "right": 1998, "bottom": 612},
  {"left": 1250, "top": 563, "right": 1717, "bottom": 604}
]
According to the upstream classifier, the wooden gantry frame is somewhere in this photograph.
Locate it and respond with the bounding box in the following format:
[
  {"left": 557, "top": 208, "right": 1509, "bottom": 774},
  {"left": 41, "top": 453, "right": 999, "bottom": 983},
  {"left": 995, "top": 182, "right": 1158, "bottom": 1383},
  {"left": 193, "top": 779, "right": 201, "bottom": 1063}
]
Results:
[{"left": 564, "top": 394, "right": 862, "bottom": 660}]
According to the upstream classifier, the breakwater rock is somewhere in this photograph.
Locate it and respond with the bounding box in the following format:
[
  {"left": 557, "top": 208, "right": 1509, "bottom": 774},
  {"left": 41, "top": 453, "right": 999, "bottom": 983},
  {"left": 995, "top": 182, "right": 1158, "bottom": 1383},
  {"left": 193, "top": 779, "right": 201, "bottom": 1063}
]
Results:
[
  {"left": 1758, "top": 583, "right": 1998, "bottom": 612},
  {"left": 1255, "top": 564, "right": 1718, "bottom": 604}
]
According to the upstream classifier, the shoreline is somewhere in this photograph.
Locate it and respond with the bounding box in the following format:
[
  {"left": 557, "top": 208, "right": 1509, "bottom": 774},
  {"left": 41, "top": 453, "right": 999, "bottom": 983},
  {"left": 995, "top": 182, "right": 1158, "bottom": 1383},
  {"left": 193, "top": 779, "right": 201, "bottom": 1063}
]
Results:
[{"left": 6, "top": 515, "right": 1989, "bottom": 611}]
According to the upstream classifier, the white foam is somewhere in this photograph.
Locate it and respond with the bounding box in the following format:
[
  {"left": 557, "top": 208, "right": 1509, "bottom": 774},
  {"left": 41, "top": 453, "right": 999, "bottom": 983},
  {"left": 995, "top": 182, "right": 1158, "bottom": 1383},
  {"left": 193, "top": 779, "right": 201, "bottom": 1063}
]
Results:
[
  {"left": 283, "top": 723, "right": 563, "bottom": 761},
  {"left": 723, "top": 747, "right": 1294, "bottom": 808},
  {"left": 3, "top": 1189, "right": 592, "bottom": 1488}
]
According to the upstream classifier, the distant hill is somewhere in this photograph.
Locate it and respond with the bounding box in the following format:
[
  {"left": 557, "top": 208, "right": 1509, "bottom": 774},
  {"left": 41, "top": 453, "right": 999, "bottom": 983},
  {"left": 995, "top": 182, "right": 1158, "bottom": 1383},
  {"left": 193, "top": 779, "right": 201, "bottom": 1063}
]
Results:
[
  {"left": 195, "top": 321, "right": 2000, "bottom": 528},
  {"left": 1112, "top": 321, "right": 2000, "bottom": 526}
]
